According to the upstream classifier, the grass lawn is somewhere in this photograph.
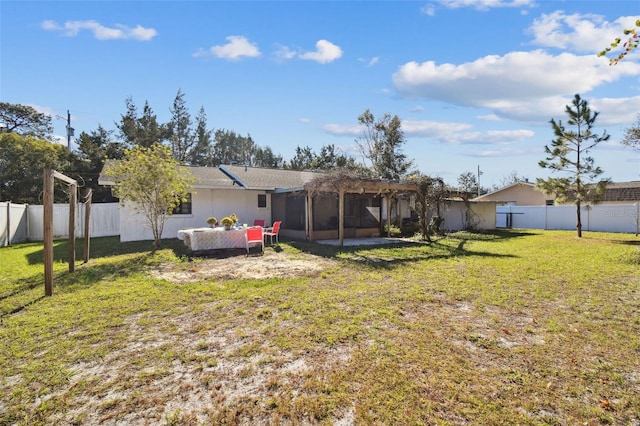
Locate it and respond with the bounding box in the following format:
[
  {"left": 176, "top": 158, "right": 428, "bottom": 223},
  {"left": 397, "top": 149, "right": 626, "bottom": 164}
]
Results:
[{"left": 1, "top": 230, "right": 639, "bottom": 425}]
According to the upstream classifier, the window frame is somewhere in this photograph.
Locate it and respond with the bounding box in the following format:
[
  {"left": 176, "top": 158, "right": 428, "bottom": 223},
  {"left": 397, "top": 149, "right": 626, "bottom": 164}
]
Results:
[
  {"left": 257, "top": 193, "right": 267, "bottom": 209},
  {"left": 172, "top": 193, "right": 193, "bottom": 215}
]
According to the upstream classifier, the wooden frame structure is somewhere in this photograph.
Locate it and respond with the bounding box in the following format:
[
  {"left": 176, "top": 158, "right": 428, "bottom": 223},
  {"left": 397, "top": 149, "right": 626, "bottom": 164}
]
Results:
[{"left": 43, "top": 169, "right": 77, "bottom": 296}]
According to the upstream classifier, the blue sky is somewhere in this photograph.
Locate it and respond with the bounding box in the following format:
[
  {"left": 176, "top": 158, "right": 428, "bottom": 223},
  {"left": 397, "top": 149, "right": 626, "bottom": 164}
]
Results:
[{"left": 2, "top": 0, "right": 639, "bottom": 188}]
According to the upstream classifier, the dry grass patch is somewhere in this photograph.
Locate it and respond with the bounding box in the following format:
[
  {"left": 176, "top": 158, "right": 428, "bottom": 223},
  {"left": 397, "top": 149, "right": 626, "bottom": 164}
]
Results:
[{"left": 1, "top": 231, "right": 639, "bottom": 425}]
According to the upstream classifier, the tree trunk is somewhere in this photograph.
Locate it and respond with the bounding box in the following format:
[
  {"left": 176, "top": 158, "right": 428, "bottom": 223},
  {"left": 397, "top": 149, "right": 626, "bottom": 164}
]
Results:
[{"left": 576, "top": 201, "right": 582, "bottom": 238}]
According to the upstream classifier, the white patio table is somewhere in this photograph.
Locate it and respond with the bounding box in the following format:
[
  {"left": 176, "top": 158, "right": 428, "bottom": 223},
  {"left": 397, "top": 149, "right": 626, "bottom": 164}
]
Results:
[{"left": 177, "top": 227, "right": 247, "bottom": 251}]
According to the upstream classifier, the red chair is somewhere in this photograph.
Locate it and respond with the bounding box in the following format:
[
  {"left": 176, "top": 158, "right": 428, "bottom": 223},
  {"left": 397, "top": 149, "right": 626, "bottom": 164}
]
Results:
[
  {"left": 245, "top": 226, "right": 264, "bottom": 255},
  {"left": 263, "top": 221, "right": 281, "bottom": 246},
  {"left": 253, "top": 219, "right": 265, "bottom": 227}
]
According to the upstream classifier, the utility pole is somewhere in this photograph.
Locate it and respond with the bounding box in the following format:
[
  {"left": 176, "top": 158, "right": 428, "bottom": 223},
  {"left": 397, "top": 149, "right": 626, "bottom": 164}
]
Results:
[
  {"left": 66, "top": 110, "right": 74, "bottom": 151},
  {"left": 477, "top": 165, "right": 483, "bottom": 198}
]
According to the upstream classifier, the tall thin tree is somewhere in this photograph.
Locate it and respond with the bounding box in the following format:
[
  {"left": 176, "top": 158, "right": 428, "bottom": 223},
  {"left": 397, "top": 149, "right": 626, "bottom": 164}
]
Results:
[
  {"left": 168, "top": 89, "right": 194, "bottom": 163},
  {"left": 536, "top": 94, "right": 610, "bottom": 237}
]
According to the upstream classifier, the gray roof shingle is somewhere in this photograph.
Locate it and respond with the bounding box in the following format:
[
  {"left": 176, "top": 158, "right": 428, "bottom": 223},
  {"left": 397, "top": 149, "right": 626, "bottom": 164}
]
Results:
[
  {"left": 599, "top": 181, "right": 640, "bottom": 202},
  {"left": 220, "top": 165, "right": 324, "bottom": 190}
]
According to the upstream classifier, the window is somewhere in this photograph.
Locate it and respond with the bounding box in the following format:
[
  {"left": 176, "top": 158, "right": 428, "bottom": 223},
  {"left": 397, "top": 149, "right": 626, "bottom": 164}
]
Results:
[
  {"left": 258, "top": 194, "right": 267, "bottom": 208},
  {"left": 172, "top": 193, "right": 192, "bottom": 215},
  {"left": 545, "top": 200, "right": 554, "bottom": 206}
]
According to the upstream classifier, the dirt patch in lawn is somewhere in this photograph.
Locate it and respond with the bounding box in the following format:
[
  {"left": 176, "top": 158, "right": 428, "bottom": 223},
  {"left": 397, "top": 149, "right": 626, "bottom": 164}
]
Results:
[{"left": 152, "top": 248, "right": 336, "bottom": 283}]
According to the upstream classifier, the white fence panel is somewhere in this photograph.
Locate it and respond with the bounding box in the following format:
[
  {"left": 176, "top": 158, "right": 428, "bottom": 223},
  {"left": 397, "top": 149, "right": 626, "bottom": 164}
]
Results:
[
  {"left": 1, "top": 202, "right": 29, "bottom": 245},
  {"left": 11, "top": 202, "right": 121, "bottom": 242},
  {"left": 545, "top": 205, "right": 577, "bottom": 230},
  {"left": 497, "top": 203, "right": 640, "bottom": 234},
  {"left": 586, "top": 204, "right": 639, "bottom": 233},
  {"left": 83, "top": 203, "right": 120, "bottom": 238}
]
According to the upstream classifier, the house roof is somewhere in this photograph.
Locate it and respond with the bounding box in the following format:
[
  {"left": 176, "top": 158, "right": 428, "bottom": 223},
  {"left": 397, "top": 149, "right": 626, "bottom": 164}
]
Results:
[
  {"left": 473, "top": 180, "right": 640, "bottom": 203},
  {"left": 599, "top": 181, "right": 640, "bottom": 202},
  {"left": 473, "top": 181, "right": 535, "bottom": 201},
  {"left": 186, "top": 166, "right": 239, "bottom": 189},
  {"left": 220, "top": 165, "right": 324, "bottom": 190},
  {"left": 99, "top": 161, "right": 418, "bottom": 194},
  {"left": 99, "top": 160, "right": 240, "bottom": 190}
]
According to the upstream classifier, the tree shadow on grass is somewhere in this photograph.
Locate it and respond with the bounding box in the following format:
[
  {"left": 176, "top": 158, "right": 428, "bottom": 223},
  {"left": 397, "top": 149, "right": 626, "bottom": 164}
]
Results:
[
  {"left": 289, "top": 234, "right": 518, "bottom": 271},
  {"left": 2, "top": 237, "right": 191, "bottom": 317},
  {"left": 24, "top": 236, "right": 191, "bottom": 265}
]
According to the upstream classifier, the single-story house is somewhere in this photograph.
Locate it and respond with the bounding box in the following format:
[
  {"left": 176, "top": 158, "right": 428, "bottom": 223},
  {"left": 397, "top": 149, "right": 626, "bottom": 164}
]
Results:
[
  {"left": 99, "top": 164, "right": 496, "bottom": 244},
  {"left": 474, "top": 180, "right": 640, "bottom": 206},
  {"left": 473, "top": 181, "right": 554, "bottom": 206}
]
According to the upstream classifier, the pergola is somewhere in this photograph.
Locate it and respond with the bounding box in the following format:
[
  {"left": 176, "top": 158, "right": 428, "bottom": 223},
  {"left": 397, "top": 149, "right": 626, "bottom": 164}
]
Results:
[{"left": 303, "top": 174, "right": 417, "bottom": 247}]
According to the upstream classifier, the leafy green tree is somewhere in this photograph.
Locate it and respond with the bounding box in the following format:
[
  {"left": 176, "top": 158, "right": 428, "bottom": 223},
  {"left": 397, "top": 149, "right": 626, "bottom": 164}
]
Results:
[
  {"left": 598, "top": 19, "right": 640, "bottom": 65},
  {"left": 104, "top": 143, "right": 194, "bottom": 248},
  {"left": 0, "top": 133, "right": 71, "bottom": 203},
  {"left": 457, "top": 172, "right": 478, "bottom": 199},
  {"left": 457, "top": 171, "right": 481, "bottom": 230},
  {"left": 356, "top": 109, "right": 413, "bottom": 180},
  {"left": 621, "top": 113, "right": 640, "bottom": 151},
  {"left": 0, "top": 102, "right": 54, "bottom": 140},
  {"left": 116, "top": 97, "right": 168, "bottom": 148},
  {"left": 167, "top": 89, "right": 194, "bottom": 163},
  {"left": 536, "top": 94, "right": 610, "bottom": 238},
  {"left": 253, "top": 146, "right": 284, "bottom": 168},
  {"left": 287, "top": 145, "right": 314, "bottom": 170},
  {"left": 213, "top": 129, "right": 255, "bottom": 165},
  {"left": 408, "top": 173, "right": 447, "bottom": 241},
  {"left": 189, "top": 106, "right": 214, "bottom": 166},
  {"left": 73, "top": 126, "right": 125, "bottom": 202},
  {"left": 286, "top": 144, "right": 360, "bottom": 171}
]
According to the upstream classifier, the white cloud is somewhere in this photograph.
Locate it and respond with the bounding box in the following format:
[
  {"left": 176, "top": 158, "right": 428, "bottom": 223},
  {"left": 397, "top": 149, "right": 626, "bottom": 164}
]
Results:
[
  {"left": 478, "top": 114, "right": 502, "bottom": 121},
  {"left": 299, "top": 40, "right": 343, "bottom": 64},
  {"left": 402, "top": 119, "right": 471, "bottom": 137},
  {"left": 420, "top": 4, "right": 436, "bottom": 16},
  {"left": 435, "top": 0, "right": 537, "bottom": 11},
  {"left": 402, "top": 119, "right": 534, "bottom": 146},
  {"left": 321, "top": 123, "right": 362, "bottom": 136},
  {"left": 194, "top": 35, "right": 261, "bottom": 60},
  {"left": 274, "top": 44, "right": 297, "bottom": 61},
  {"left": 358, "top": 56, "right": 380, "bottom": 66},
  {"left": 392, "top": 50, "right": 640, "bottom": 123},
  {"left": 41, "top": 20, "right": 157, "bottom": 41},
  {"left": 527, "top": 12, "right": 638, "bottom": 53}
]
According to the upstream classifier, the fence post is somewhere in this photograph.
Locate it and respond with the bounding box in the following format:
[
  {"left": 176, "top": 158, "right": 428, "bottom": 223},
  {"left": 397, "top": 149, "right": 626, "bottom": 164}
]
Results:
[
  {"left": 5, "top": 201, "right": 9, "bottom": 246},
  {"left": 44, "top": 169, "right": 54, "bottom": 296}
]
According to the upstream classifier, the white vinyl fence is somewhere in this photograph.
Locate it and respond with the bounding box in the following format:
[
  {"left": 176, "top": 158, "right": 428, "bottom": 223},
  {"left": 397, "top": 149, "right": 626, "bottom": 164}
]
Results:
[
  {"left": 497, "top": 203, "right": 640, "bottom": 234},
  {"left": 1, "top": 202, "right": 120, "bottom": 245},
  {"left": 0, "top": 202, "right": 29, "bottom": 246}
]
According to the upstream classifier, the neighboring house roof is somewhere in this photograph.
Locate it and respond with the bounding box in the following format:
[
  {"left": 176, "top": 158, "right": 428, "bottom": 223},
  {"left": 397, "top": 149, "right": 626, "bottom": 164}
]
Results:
[
  {"left": 220, "top": 165, "right": 324, "bottom": 190},
  {"left": 474, "top": 180, "right": 640, "bottom": 204},
  {"left": 598, "top": 181, "right": 640, "bottom": 202},
  {"left": 473, "top": 181, "right": 536, "bottom": 201}
]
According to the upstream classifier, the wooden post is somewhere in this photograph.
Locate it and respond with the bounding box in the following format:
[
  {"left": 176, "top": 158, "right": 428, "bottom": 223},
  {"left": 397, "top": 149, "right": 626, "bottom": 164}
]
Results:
[
  {"left": 306, "top": 192, "right": 314, "bottom": 242},
  {"left": 338, "top": 185, "right": 345, "bottom": 247},
  {"left": 68, "top": 182, "right": 76, "bottom": 272},
  {"left": 83, "top": 189, "right": 92, "bottom": 263},
  {"left": 44, "top": 169, "right": 54, "bottom": 296},
  {"left": 385, "top": 193, "right": 392, "bottom": 237}
]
